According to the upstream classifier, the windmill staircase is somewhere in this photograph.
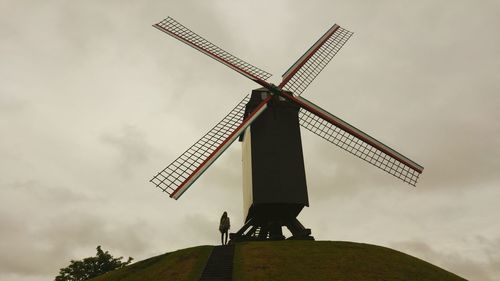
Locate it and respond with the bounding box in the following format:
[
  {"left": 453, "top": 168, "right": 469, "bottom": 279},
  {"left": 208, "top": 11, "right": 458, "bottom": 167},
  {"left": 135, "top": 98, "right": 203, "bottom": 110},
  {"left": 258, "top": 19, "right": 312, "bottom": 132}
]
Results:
[{"left": 199, "top": 245, "right": 235, "bottom": 281}]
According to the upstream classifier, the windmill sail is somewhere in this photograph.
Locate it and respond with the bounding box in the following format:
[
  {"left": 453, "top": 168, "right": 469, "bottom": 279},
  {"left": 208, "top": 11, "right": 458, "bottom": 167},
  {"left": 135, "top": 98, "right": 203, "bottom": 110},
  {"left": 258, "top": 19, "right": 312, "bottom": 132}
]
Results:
[
  {"left": 150, "top": 95, "right": 272, "bottom": 199},
  {"left": 154, "top": 17, "right": 272, "bottom": 84},
  {"left": 279, "top": 24, "right": 353, "bottom": 96},
  {"left": 282, "top": 92, "right": 423, "bottom": 186},
  {"left": 151, "top": 16, "right": 423, "bottom": 204}
]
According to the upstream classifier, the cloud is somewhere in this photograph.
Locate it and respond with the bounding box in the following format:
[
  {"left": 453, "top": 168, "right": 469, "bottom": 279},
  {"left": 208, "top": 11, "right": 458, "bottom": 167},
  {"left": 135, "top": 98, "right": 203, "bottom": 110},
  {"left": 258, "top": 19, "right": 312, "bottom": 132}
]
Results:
[
  {"left": 101, "top": 125, "right": 154, "bottom": 176},
  {"left": 3, "top": 180, "right": 90, "bottom": 204},
  {"left": 391, "top": 238, "right": 500, "bottom": 281},
  {"left": 1, "top": 1, "right": 500, "bottom": 281},
  {"left": 0, "top": 95, "right": 28, "bottom": 114},
  {"left": 0, "top": 180, "right": 150, "bottom": 279},
  {"left": 0, "top": 210, "right": 150, "bottom": 278}
]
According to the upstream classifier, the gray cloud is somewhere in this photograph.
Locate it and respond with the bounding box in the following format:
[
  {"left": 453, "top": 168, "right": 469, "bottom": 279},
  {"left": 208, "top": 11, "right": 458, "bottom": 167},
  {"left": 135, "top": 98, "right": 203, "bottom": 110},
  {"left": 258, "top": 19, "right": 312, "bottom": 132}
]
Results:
[
  {"left": 1, "top": 0, "right": 499, "bottom": 280},
  {"left": 392, "top": 238, "right": 500, "bottom": 281},
  {"left": 3, "top": 180, "right": 90, "bottom": 204},
  {"left": 0, "top": 180, "right": 151, "bottom": 279},
  {"left": 101, "top": 125, "right": 154, "bottom": 176},
  {"left": 0, "top": 209, "right": 150, "bottom": 277}
]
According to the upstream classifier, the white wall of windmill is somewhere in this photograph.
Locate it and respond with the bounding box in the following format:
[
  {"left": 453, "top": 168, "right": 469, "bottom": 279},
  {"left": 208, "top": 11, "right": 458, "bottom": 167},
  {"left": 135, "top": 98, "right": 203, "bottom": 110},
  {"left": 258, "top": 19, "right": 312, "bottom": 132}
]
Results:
[{"left": 241, "top": 126, "right": 253, "bottom": 222}]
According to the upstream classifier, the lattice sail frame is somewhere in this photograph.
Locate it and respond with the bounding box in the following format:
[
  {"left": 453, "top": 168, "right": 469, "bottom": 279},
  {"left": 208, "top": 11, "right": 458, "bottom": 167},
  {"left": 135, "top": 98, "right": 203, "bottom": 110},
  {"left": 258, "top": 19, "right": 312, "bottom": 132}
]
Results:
[
  {"left": 150, "top": 96, "right": 249, "bottom": 197},
  {"left": 154, "top": 17, "right": 272, "bottom": 83},
  {"left": 280, "top": 25, "right": 353, "bottom": 96},
  {"left": 294, "top": 95, "right": 423, "bottom": 186},
  {"left": 151, "top": 95, "right": 272, "bottom": 199}
]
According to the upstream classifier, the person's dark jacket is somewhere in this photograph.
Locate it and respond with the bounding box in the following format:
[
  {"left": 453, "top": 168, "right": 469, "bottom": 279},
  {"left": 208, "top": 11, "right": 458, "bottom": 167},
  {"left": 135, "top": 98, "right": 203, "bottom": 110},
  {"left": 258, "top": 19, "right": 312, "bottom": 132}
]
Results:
[{"left": 219, "top": 216, "right": 230, "bottom": 232}]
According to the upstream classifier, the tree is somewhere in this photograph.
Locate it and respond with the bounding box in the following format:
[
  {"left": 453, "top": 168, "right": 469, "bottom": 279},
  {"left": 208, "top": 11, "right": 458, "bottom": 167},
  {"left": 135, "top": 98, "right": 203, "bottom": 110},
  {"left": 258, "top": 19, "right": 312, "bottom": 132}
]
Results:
[{"left": 55, "top": 246, "right": 133, "bottom": 281}]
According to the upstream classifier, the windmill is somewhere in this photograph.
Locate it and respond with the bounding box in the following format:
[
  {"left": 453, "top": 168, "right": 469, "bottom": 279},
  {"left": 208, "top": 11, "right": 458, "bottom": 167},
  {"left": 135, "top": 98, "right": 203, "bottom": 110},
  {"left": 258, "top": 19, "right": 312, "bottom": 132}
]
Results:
[{"left": 150, "top": 17, "right": 423, "bottom": 241}]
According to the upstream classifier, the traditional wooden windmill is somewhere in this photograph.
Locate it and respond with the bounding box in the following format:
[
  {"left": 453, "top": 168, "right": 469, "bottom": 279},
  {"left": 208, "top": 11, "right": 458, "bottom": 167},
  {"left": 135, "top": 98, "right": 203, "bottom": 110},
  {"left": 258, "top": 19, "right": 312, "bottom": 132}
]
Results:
[{"left": 150, "top": 17, "right": 423, "bottom": 241}]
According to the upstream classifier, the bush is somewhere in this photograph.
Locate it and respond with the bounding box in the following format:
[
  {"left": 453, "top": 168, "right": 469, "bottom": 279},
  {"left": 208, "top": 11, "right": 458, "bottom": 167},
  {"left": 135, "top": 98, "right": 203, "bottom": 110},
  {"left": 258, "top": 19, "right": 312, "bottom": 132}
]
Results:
[{"left": 55, "top": 246, "right": 133, "bottom": 281}]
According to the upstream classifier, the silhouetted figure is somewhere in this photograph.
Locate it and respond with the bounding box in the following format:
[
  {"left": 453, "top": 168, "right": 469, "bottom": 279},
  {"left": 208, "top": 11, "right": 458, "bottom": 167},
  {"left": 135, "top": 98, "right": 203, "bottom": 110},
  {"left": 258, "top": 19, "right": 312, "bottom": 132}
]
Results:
[{"left": 219, "top": 211, "right": 230, "bottom": 245}]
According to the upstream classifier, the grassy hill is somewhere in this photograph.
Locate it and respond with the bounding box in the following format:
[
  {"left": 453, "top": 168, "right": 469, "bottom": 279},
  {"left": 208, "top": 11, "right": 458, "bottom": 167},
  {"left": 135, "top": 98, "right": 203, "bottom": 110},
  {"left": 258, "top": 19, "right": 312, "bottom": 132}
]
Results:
[{"left": 90, "top": 241, "right": 467, "bottom": 281}]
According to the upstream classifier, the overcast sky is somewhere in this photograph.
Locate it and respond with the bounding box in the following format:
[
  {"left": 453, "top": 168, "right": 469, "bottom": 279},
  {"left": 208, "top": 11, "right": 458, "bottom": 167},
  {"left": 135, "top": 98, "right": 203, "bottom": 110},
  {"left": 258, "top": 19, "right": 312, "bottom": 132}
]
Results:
[{"left": 1, "top": 0, "right": 500, "bottom": 280}]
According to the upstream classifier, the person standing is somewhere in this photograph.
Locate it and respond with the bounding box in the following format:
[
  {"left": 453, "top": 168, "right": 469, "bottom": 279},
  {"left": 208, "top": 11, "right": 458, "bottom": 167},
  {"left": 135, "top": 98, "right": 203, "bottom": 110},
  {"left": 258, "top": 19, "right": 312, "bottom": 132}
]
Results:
[{"left": 219, "top": 211, "right": 230, "bottom": 245}]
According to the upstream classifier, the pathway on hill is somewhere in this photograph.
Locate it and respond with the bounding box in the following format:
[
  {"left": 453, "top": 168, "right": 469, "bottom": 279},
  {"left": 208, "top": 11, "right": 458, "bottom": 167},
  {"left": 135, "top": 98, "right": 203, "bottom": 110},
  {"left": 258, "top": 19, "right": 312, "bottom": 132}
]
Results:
[{"left": 199, "top": 245, "right": 235, "bottom": 281}]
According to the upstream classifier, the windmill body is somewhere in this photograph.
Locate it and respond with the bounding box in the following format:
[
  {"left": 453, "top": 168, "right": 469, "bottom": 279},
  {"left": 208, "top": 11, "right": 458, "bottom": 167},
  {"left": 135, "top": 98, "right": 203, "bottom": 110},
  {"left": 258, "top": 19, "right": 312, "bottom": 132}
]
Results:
[
  {"left": 239, "top": 88, "right": 311, "bottom": 240},
  {"left": 150, "top": 17, "right": 424, "bottom": 242}
]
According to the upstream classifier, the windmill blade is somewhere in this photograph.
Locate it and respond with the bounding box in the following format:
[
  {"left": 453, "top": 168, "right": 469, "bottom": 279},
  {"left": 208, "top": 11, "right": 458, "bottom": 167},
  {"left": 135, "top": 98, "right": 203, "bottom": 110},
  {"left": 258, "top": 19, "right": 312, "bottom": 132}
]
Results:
[
  {"left": 282, "top": 92, "right": 423, "bottom": 186},
  {"left": 151, "top": 95, "right": 272, "bottom": 200},
  {"left": 154, "top": 17, "right": 272, "bottom": 85},
  {"left": 279, "top": 24, "right": 353, "bottom": 96}
]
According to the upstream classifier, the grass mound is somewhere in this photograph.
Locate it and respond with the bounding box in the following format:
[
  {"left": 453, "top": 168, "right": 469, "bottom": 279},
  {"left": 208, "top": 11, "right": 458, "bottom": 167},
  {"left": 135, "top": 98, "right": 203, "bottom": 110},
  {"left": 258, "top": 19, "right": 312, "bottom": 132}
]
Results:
[
  {"left": 89, "top": 241, "right": 466, "bottom": 281},
  {"left": 90, "top": 245, "right": 212, "bottom": 281},
  {"left": 234, "top": 241, "right": 466, "bottom": 281}
]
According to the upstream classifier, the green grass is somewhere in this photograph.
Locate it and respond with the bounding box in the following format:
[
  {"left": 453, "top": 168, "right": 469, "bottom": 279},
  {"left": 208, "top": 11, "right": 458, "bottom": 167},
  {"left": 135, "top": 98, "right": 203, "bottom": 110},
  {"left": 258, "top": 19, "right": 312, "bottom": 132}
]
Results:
[
  {"left": 89, "top": 245, "right": 213, "bottom": 281},
  {"left": 233, "top": 241, "right": 466, "bottom": 281},
  {"left": 89, "top": 241, "right": 467, "bottom": 281}
]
